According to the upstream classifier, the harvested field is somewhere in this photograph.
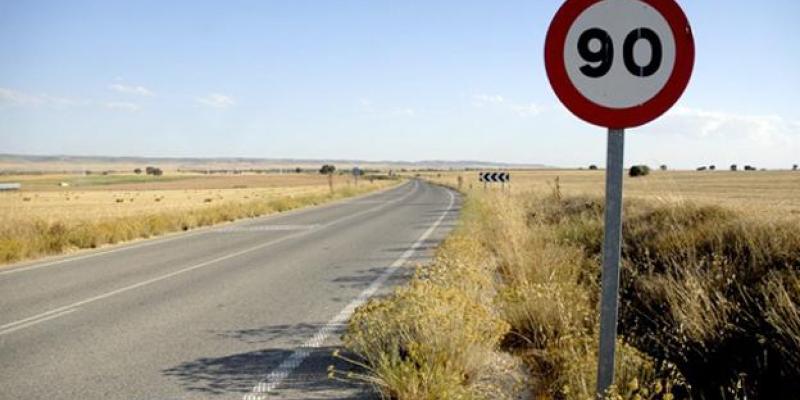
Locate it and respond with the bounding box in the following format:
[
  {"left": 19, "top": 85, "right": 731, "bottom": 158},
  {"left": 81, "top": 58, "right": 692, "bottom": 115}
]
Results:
[
  {"left": 0, "top": 172, "right": 398, "bottom": 264},
  {"left": 420, "top": 170, "right": 800, "bottom": 219}
]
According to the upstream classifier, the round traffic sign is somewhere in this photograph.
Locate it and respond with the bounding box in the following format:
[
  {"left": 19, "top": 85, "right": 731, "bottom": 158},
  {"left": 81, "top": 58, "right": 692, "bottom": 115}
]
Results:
[{"left": 545, "top": 0, "right": 694, "bottom": 128}]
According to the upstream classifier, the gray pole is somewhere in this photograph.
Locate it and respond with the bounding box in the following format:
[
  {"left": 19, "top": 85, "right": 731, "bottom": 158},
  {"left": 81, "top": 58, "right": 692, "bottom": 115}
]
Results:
[{"left": 596, "top": 128, "right": 625, "bottom": 397}]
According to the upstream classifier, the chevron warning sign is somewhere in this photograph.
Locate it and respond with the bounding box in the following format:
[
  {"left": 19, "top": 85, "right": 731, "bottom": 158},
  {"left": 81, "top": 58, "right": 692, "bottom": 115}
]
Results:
[{"left": 478, "top": 171, "right": 510, "bottom": 183}]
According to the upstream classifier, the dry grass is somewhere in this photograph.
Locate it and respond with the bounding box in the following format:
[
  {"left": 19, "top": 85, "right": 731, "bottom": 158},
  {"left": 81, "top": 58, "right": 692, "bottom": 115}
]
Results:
[
  {"left": 346, "top": 171, "right": 799, "bottom": 400},
  {"left": 342, "top": 201, "right": 521, "bottom": 399},
  {"left": 419, "top": 169, "right": 800, "bottom": 219},
  {"left": 0, "top": 173, "right": 398, "bottom": 265},
  {"left": 3, "top": 171, "right": 362, "bottom": 191}
]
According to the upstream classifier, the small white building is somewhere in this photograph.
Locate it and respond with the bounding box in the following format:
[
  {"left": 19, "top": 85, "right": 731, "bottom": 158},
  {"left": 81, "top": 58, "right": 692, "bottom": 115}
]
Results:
[{"left": 0, "top": 183, "right": 21, "bottom": 191}]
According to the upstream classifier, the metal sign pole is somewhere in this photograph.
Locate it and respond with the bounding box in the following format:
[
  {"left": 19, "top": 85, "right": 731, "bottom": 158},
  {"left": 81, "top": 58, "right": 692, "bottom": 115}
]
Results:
[{"left": 596, "top": 128, "right": 625, "bottom": 397}]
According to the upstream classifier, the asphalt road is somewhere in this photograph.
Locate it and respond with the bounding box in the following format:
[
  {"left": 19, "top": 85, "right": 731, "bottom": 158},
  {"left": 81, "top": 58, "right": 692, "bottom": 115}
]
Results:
[{"left": 0, "top": 180, "right": 460, "bottom": 400}]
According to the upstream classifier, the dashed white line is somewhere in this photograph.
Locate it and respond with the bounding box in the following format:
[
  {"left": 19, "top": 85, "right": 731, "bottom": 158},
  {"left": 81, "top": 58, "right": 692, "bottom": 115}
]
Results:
[{"left": 243, "top": 187, "right": 456, "bottom": 399}]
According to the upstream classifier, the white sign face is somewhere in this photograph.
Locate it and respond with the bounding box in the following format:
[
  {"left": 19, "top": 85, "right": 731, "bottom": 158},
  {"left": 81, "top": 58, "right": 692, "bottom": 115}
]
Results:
[{"left": 563, "top": 0, "right": 677, "bottom": 109}]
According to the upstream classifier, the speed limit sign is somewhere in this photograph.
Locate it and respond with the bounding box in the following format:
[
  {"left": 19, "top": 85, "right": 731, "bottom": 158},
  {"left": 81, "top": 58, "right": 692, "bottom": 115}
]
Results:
[
  {"left": 545, "top": 0, "right": 694, "bottom": 128},
  {"left": 543, "top": 1, "right": 694, "bottom": 396}
]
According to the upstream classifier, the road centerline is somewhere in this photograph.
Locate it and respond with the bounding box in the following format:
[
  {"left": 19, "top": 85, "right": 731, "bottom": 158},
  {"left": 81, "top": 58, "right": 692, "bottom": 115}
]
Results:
[{"left": 0, "top": 309, "right": 78, "bottom": 336}]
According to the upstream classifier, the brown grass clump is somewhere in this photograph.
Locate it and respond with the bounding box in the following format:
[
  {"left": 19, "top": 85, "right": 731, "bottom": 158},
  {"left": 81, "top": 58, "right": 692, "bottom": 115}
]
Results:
[
  {"left": 473, "top": 192, "right": 681, "bottom": 400},
  {"left": 522, "top": 192, "right": 800, "bottom": 399},
  {"left": 345, "top": 279, "right": 509, "bottom": 399},
  {"left": 343, "top": 197, "right": 523, "bottom": 399}
]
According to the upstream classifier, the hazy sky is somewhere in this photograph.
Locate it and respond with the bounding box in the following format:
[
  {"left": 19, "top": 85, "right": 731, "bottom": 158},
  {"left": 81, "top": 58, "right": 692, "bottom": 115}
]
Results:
[{"left": 1, "top": 0, "right": 798, "bottom": 168}]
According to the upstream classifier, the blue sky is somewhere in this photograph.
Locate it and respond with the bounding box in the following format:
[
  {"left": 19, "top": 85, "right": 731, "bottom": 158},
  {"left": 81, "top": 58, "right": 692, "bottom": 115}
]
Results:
[{"left": 1, "top": 0, "right": 798, "bottom": 168}]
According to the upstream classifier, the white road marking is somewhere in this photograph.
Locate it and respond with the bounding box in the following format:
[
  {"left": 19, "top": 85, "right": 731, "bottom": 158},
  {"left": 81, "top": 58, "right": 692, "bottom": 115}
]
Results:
[
  {"left": 215, "top": 225, "right": 320, "bottom": 232},
  {"left": 0, "top": 182, "right": 420, "bottom": 335},
  {"left": 0, "top": 229, "right": 209, "bottom": 277},
  {"left": 244, "top": 187, "right": 456, "bottom": 399},
  {"left": 0, "top": 309, "right": 77, "bottom": 336},
  {"left": 0, "top": 182, "right": 408, "bottom": 277},
  {"left": 0, "top": 306, "right": 71, "bottom": 330}
]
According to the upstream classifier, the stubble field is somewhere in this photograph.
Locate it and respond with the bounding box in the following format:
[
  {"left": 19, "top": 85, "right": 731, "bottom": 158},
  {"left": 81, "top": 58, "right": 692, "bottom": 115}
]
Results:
[
  {"left": 0, "top": 172, "right": 398, "bottom": 264},
  {"left": 424, "top": 169, "right": 800, "bottom": 218}
]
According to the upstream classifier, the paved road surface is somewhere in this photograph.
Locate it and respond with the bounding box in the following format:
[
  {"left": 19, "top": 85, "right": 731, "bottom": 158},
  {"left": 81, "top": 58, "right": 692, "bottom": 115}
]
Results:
[{"left": 0, "top": 180, "right": 460, "bottom": 400}]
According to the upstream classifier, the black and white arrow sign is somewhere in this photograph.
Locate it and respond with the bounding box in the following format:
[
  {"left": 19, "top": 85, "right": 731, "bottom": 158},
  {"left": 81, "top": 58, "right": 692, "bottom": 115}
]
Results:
[{"left": 479, "top": 172, "right": 510, "bottom": 183}]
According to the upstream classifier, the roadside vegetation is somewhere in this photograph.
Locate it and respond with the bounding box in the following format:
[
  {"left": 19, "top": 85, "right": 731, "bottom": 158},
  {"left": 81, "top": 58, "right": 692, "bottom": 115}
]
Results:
[
  {"left": 0, "top": 173, "right": 399, "bottom": 265},
  {"left": 342, "top": 172, "right": 800, "bottom": 400}
]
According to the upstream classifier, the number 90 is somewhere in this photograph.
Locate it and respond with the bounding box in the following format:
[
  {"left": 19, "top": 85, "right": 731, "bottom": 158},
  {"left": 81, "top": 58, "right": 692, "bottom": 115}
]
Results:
[{"left": 578, "top": 28, "right": 662, "bottom": 78}]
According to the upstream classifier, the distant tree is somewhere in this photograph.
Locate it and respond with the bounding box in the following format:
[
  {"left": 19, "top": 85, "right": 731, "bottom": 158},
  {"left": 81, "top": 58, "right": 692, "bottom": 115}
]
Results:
[
  {"left": 145, "top": 166, "right": 163, "bottom": 176},
  {"left": 134, "top": 168, "right": 142, "bottom": 174},
  {"left": 660, "top": 164, "right": 668, "bottom": 171},
  {"left": 588, "top": 164, "right": 598, "bottom": 170},
  {"left": 709, "top": 165, "right": 716, "bottom": 171},
  {"left": 793, "top": 164, "right": 798, "bottom": 171},
  {"left": 319, "top": 164, "right": 336, "bottom": 175},
  {"left": 697, "top": 166, "right": 707, "bottom": 171},
  {"left": 744, "top": 165, "right": 756, "bottom": 171},
  {"left": 730, "top": 164, "right": 738, "bottom": 171},
  {"left": 295, "top": 167, "right": 302, "bottom": 173},
  {"left": 629, "top": 165, "right": 650, "bottom": 177}
]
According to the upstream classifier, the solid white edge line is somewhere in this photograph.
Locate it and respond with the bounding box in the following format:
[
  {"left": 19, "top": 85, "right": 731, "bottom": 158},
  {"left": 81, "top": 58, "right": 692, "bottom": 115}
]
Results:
[
  {"left": 0, "top": 182, "right": 421, "bottom": 335},
  {"left": 243, "top": 186, "right": 456, "bottom": 399},
  {"left": 0, "top": 181, "right": 411, "bottom": 276}
]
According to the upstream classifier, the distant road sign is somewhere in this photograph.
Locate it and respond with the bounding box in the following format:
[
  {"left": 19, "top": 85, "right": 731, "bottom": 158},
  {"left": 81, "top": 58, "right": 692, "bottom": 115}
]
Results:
[
  {"left": 545, "top": 0, "right": 694, "bottom": 128},
  {"left": 478, "top": 172, "right": 510, "bottom": 183}
]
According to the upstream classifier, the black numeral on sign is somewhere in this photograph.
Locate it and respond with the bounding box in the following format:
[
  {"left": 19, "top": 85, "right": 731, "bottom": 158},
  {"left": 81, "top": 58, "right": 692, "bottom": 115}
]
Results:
[
  {"left": 578, "top": 28, "right": 614, "bottom": 78},
  {"left": 623, "top": 28, "right": 661, "bottom": 77},
  {"left": 578, "top": 27, "right": 663, "bottom": 78}
]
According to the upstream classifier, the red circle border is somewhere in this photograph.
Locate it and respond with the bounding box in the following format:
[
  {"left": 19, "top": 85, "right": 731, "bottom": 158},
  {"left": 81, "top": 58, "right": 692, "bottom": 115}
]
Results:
[{"left": 544, "top": 0, "right": 695, "bottom": 129}]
